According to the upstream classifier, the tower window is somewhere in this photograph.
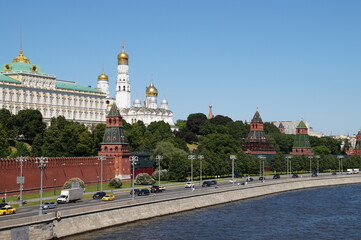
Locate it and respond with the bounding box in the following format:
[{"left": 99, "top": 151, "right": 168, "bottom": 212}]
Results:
[
  {"left": 119, "top": 86, "right": 121, "bottom": 91},
  {"left": 123, "top": 86, "right": 126, "bottom": 91}
]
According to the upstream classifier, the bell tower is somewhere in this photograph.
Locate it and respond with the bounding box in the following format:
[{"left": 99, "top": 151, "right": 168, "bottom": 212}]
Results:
[{"left": 115, "top": 44, "right": 131, "bottom": 110}]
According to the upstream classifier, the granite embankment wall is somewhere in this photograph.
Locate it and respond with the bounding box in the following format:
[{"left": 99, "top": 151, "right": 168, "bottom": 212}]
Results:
[{"left": 1, "top": 175, "right": 361, "bottom": 239}]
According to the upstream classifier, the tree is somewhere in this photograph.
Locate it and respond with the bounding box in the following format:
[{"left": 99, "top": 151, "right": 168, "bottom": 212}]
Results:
[
  {"left": 312, "top": 146, "right": 331, "bottom": 155},
  {"left": 91, "top": 123, "right": 106, "bottom": 155},
  {"left": 13, "top": 109, "right": 46, "bottom": 140},
  {"left": 209, "top": 115, "right": 233, "bottom": 125},
  {"left": 0, "top": 123, "right": 10, "bottom": 158},
  {"left": 186, "top": 113, "right": 207, "bottom": 135},
  {"left": 63, "top": 178, "right": 85, "bottom": 189}
]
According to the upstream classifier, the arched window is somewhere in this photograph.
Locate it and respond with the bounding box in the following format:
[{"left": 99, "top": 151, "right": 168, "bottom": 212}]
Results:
[{"left": 123, "top": 86, "right": 126, "bottom": 91}]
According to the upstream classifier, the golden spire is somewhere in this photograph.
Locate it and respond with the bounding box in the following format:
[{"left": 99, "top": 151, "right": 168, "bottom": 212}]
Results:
[
  {"left": 146, "top": 81, "right": 158, "bottom": 97},
  {"left": 13, "top": 26, "right": 30, "bottom": 63},
  {"left": 117, "top": 41, "right": 129, "bottom": 65},
  {"left": 98, "top": 64, "right": 109, "bottom": 81},
  {"left": 208, "top": 105, "right": 214, "bottom": 119}
]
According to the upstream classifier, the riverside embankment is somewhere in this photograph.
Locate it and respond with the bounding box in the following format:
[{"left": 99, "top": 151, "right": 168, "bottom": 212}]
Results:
[{"left": 1, "top": 175, "right": 361, "bottom": 240}]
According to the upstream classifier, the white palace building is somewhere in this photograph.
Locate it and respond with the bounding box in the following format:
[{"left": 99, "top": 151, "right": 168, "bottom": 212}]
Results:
[{"left": 0, "top": 44, "right": 175, "bottom": 127}]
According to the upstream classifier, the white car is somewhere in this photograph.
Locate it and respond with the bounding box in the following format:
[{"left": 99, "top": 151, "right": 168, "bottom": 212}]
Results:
[
  {"left": 185, "top": 182, "right": 194, "bottom": 188},
  {"left": 229, "top": 179, "right": 237, "bottom": 183}
]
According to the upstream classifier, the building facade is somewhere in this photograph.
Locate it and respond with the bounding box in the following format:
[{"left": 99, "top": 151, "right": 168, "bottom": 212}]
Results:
[{"left": 0, "top": 48, "right": 107, "bottom": 126}]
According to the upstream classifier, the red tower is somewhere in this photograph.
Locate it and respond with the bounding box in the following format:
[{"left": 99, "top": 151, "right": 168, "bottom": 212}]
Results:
[
  {"left": 98, "top": 104, "right": 132, "bottom": 180},
  {"left": 290, "top": 121, "right": 313, "bottom": 155}
]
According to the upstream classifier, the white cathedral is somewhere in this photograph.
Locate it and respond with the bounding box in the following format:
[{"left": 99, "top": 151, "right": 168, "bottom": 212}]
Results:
[
  {"left": 0, "top": 43, "right": 174, "bottom": 128},
  {"left": 97, "top": 45, "right": 175, "bottom": 127}
]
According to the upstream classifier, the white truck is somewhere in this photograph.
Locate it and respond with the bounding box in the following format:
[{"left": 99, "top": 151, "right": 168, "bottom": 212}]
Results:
[
  {"left": 353, "top": 168, "right": 359, "bottom": 174},
  {"left": 347, "top": 169, "right": 353, "bottom": 174},
  {"left": 57, "top": 188, "right": 83, "bottom": 203}
]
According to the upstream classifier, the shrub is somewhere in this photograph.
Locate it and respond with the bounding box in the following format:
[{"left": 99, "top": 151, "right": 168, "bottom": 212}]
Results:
[
  {"left": 151, "top": 169, "right": 169, "bottom": 181},
  {"left": 63, "top": 177, "right": 85, "bottom": 189},
  {"left": 109, "top": 178, "right": 122, "bottom": 188},
  {"left": 135, "top": 173, "right": 155, "bottom": 185}
]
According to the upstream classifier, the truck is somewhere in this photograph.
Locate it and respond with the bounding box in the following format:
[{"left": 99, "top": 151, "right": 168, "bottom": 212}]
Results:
[
  {"left": 353, "top": 168, "right": 359, "bottom": 174},
  {"left": 57, "top": 188, "right": 83, "bottom": 203},
  {"left": 347, "top": 169, "right": 353, "bottom": 174}
]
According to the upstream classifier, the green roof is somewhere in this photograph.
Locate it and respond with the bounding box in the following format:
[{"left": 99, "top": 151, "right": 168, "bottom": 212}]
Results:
[
  {"left": 56, "top": 81, "right": 103, "bottom": 93},
  {"left": 0, "top": 62, "right": 45, "bottom": 74},
  {"left": 251, "top": 111, "right": 263, "bottom": 123},
  {"left": 0, "top": 74, "right": 21, "bottom": 84},
  {"left": 296, "top": 121, "right": 307, "bottom": 129},
  {"left": 108, "top": 104, "right": 121, "bottom": 117}
]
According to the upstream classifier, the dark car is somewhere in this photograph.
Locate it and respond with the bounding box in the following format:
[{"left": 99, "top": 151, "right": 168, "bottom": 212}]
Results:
[
  {"left": 130, "top": 189, "right": 140, "bottom": 195},
  {"left": 202, "top": 181, "right": 212, "bottom": 187},
  {"left": 246, "top": 177, "right": 254, "bottom": 182},
  {"left": 332, "top": 172, "right": 337, "bottom": 175},
  {"left": 259, "top": 176, "right": 266, "bottom": 181},
  {"left": 138, "top": 189, "right": 150, "bottom": 196},
  {"left": 311, "top": 173, "right": 318, "bottom": 177},
  {"left": 292, "top": 173, "right": 299, "bottom": 178},
  {"left": 150, "top": 186, "right": 164, "bottom": 193},
  {"left": 273, "top": 174, "right": 280, "bottom": 179},
  {"left": 0, "top": 203, "right": 10, "bottom": 208},
  {"left": 211, "top": 180, "right": 217, "bottom": 185},
  {"left": 93, "top": 191, "right": 107, "bottom": 199}
]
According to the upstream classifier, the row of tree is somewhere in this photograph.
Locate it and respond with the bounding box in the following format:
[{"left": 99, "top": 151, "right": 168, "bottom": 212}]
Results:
[{"left": 0, "top": 109, "right": 358, "bottom": 182}]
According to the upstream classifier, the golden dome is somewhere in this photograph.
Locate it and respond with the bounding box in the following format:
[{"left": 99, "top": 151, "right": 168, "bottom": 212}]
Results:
[
  {"left": 13, "top": 49, "right": 30, "bottom": 63},
  {"left": 117, "top": 44, "right": 129, "bottom": 64},
  {"left": 146, "top": 81, "right": 158, "bottom": 97},
  {"left": 98, "top": 72, "right": 109, "bottom": 81}
]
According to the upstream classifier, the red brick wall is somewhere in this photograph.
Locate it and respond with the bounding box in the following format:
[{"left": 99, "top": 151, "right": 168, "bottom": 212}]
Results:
[{"left": 0, "top": 157, "right": 115, "bottom": 195}]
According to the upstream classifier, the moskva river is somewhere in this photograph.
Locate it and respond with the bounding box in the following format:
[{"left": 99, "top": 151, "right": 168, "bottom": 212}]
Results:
[{"left": 68, "top": 184, "right": 361, "bottom": 240}]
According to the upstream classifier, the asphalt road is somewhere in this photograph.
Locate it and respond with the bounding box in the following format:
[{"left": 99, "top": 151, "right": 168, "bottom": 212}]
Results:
[{"left": 0, "top": 172, "right": 346, "bottom": 222}]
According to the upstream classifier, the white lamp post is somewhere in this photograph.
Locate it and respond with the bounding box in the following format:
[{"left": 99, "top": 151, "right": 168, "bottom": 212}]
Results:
[
  {"left": 155, "top": 155, "right": 163, "bottom": 186},
  {"left": 230, "top": 155, "right": 237, "bottom": 186},
  {"left": 35, "top": 157, "right": 48, "bottom": 215},
  {"left": 188, "top": 155, "right": 195, "bottom": 183},
  {"left": 130, "top": 155, "right": 139, "bottom": 200},
  {"left": 198, "top": 155, "right": 204, "bottom": 184},
  {"left": 337, "top": 155, "right": 344, "bottom": 174},
  {"left": 98, "top": 156, "right": 106, "bottom": 192},
  {"left": 16, "top": 156, "right": 27, "bottom": 207},
  {"left": 285, "top": 156, "right": 292, "bottom": 178}
]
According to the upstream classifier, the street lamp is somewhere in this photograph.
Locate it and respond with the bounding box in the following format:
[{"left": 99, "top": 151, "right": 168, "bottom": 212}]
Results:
[
  {"left": 315, "top": 155, "right": 320, "bottom": 175},
  {"left": 230, "top": 155, "right": 237, "bottom": 186},
  {"left": 16, "top": 156, "right": 27, "bottom": 207},
  {"left": 130, "top": 155, "right": 139, "bottom": 200},
  {"left": 53, "top": 179, "right": 56, "bottom": 196},
  {"left": 285, "top": 155, "right": 292, "bottom": 178},
  {"left": 97, "top": 176, "right": 100, "bottom": 191},
  {"left": 188, "top": 155, "right": 195, "bottom": 183},
  {"left": 98, "top": 156, "right": 106, "bottom": 192},
  {"left": 198, "top": 155, "right": 204, "bottom": 184},
  {"left": 308, "top": 156, "right": 313, "bottom": 177},
  {"left": 155, "top": 155, "right": 163, "bottom": 186},
  {"left": 258, "top": 155, "right": 266, "bottom": 178},
  {"left": 35, "top": 157, "right": 48, "bottom": 215},
  {"left": 337, "top": 155, "right": 344, "bottom": 174}
]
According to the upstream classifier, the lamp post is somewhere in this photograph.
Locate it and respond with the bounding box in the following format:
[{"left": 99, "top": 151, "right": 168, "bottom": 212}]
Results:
[
  {"left": 16, "top": 156, "right": 27, "bottom": 207},
  {"left": 188, "top": 155, "right": 195, "bottom": 183},
  {"left": 35, "top": 157, "right": 48, "bottom": 215},
  {"left": 337, "top": 155, "right": 344, "bottom": 174},
  {"left": 53, "top": 179, "right": 56, "bottom": 196},
  {"left": 130, "top": 155, "right": 139, "bottom": 200},
  {"left": 315, "top": 155, "right": 320, "bottom": 175},
  {"left": 97, "top": 176, "right": 100, "bottom": 191},
  {"left": 308, "top": 156, "right": 313, "bottom": 177},
  {"left": 155, "top": 155, "right": 163, "bottom": 186},
  {"left": 98, "top": 156, "right": 106, "bottom": 192},
  {"left": 230, "top": 155, "right": 237, "bottom": 186},
  {"left": 198, "top": 155, "right": 204, "bottom": 184},
  {"left": 258, "top": 155, "right": 266, "bottom": 180},
  {"left": 285, "top": 156, "right": 292, "bottom": 178}
]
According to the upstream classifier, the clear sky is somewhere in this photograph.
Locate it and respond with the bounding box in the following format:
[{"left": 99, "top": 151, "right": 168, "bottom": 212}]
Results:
[{"left": 1, "top": 0, "right": 360, "bottom": 136}]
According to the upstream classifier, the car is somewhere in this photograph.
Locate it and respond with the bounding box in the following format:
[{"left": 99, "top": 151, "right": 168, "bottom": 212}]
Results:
[
  {"left": 138, "top": 189, "right": 150, "bottom": 196},
  {"left": 311, "top": 173, "right": 318, "bottom": 177},
  {"left": 130, "top": 189, "right": 140, "bottom": 195},
  {"left": 0, "top": 206, "right": 16, "bottom": 215},
  {"left": 273, "top": 174, "right": 280, "bottom": 179},
  {"left": 42, "top": 202, "right": 57, "bottom": 209},
  {"left": 0, "top": 203, "right": 10, "bottom": 208},
  {"left": 259, "top": 176, "right": 266, "bottom": 181},
  {"left": 102, "top": 194, "right": 115, "bottom": 201},
  {"left": 202, "top": 181, "right": 212, "bottom": 187},
  {"left": 185, "top": 182, "right": 195, "bottom": 188},
  {"left": 151, "top": 186, "right": 164, "bottom": 193},
  {"left": 211, "top": 180, "right": 217, "bottom": 185},
  {"left": 238, "top": 182, "right": 246, "bottom": 185},
  {"left": 292, "top": 173, "right": 299, "bottom": 178},
  {"left": 93, "top": 191, "right": 107, "bottom": 199},
  {"left": 246, "top": 177, "right": 254, "bottom": 182},
  {"left": 229, "top": 179, "right": 237, "bottom": 183},
  {"left": 332, "top": 172, "right": 337, "bottom": 175}
]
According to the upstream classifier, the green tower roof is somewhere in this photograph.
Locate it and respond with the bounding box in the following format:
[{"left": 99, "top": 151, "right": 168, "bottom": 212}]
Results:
[
  {"left": 296, "top": 121, "right": 307, "bottom": 129},
  {"left": 107, "top": 103, "right": 121, "bottom": 117},
  {"left": 251, "top": 111, "right": 263, "bottom": 123}
]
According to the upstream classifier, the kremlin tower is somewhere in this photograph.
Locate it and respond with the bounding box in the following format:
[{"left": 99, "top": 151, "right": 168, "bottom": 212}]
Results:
[
  {"left": 116, "top": 44, "right": 131, "bottom": 110},
  {"left": 290, "top": 121, "right": 313, "bottom": 155}
]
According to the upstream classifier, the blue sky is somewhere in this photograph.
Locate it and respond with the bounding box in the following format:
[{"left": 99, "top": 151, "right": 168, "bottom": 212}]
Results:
[{"left": 1, "top": 1, "right": 360, "bottom": 136}]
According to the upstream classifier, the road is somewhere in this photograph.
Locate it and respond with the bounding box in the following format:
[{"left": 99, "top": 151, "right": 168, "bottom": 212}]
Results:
[{"left": 0, "top": 172, "right": 346, "bottom": 221}]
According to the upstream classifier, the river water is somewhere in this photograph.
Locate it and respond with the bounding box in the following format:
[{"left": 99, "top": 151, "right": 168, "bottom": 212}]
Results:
[{"left": 68, "top": 184, "right": 361, "bottom": 240}]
